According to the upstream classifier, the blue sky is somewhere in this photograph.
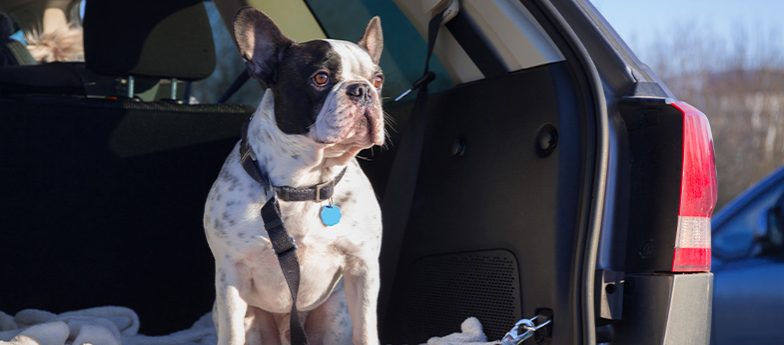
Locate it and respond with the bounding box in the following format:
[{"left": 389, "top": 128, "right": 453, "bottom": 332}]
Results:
[{"left": 590, "top": 0, "right": 784, "bottom": 63}]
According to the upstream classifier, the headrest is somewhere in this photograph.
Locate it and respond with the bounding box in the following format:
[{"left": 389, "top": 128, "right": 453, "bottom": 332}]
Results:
[
  {"left": 83, "top": 0, "right": 215, "bottom": 81},
  {"left": 1, "top": 12, "right": 15, "bottom": 38}
]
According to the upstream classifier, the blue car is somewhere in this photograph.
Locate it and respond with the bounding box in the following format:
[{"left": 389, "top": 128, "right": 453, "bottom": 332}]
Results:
[{"left": 712, "top": 166, "right": 784, "bottom": 345}]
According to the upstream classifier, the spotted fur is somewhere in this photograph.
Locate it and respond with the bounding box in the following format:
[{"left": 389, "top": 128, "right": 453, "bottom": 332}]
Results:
[{"left": 205, "top": 8, "right": 384, "bottom": 345}]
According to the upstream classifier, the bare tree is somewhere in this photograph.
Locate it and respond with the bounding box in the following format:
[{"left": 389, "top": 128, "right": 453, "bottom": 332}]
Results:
[{"left": 636, "top": 22, "right": 784, "bottom": 208}]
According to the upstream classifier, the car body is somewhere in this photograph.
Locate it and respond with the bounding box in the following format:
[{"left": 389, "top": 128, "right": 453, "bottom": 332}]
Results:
[
  {"left": 0, "top": 0, "right": 717, "bottom": 344},
  {"left": 712, "top": 167, "right": 784, "bottom": 345}
]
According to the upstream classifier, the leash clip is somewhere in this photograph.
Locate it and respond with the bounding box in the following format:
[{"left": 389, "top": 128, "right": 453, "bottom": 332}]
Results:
[{"left": 501, "top": 315, "right": 552, "bottom": 345}]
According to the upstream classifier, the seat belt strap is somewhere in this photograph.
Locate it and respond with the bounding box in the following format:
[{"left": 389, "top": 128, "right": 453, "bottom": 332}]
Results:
[
  {"left": 6, "top": 40, "right": 36, "bottom": 66},
  {"left": 261, "top": 198, "right": 309, "bottom": 345},
  {"left": 379, "top": 7, "right": 448, "bottom": 317},
  {"left": 241, "top": 121, "right": 310, "bottom": 345},
  {"left": 218, "top": 70, "right": 251, "bottom": 104}
]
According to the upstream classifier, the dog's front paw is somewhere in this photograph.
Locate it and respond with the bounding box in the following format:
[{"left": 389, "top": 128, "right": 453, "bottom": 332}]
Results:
[{"left": 352, "top": 336, "right": 381, "bottom": 345}]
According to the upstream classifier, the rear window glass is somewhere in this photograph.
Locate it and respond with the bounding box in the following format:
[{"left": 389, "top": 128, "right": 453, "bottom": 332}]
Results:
[
  {"left": 193, "top": 0, "right": 453, "bottom": 106},
  {"left": 305, "top": 0, "right": 455, "bottom": 99},
  {"left": 189, "top": 1, "right": 263, "bottom": 106}
]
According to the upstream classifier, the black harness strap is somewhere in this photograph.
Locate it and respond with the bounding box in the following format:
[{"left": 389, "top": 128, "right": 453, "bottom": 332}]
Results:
[
  {"left": 240, "top": 121, "right": 346, "bottom": 202},
  {"left": 379, "top": 8, "right": 446, "bottom": 319},
  {"left": 260, "top": 198, "right": 307, "bottom": 345},
  {"left": 238, "top": 120, "right": 347, "bottom": 345},
  {"left": 274, "top": 167, "right": 346, "bottom": 202},
  {"left": 240, "top": 121, "right": 269, "bottom": 187}
]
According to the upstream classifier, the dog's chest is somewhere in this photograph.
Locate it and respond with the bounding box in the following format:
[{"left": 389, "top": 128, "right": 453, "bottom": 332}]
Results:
[
  {"left": 205, "top": 148, "right": 381, "bottom": 313},
  {"left": 236, "top": 200, "right": 372, "bottom": 312}
]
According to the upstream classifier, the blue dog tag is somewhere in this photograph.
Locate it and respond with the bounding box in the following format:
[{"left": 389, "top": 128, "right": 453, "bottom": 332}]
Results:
[{"left": 320, "top": 204, "right": 341, "bottom": 227}]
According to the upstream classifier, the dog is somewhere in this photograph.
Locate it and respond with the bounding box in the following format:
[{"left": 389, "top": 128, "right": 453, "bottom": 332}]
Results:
[
  {"left": 25, "top": 25, "right": 85, "bottom": 63},
  {"left": 204, "top": 7, "right": 385, "bottom": 345}
]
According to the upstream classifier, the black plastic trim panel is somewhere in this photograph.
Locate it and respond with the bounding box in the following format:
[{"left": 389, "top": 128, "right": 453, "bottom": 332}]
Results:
[{"left": 445, "top": 11, "right": 507, "bottom": 78}]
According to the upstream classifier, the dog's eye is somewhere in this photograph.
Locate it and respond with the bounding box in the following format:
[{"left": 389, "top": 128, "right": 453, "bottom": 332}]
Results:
[
  {"left": 372, "top": 75, "right": 384, "bottom": 89},
  {"left": 312, "top": 72, "right": 330, "bottom": 87}
]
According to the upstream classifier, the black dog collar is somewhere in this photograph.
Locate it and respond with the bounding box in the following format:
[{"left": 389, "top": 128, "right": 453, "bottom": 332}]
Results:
[{"left": 239, "top": 121, "right": 346, "bottom": 202}]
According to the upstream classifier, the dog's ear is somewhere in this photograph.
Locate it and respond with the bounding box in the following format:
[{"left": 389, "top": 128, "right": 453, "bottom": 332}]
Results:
[
  {"left": 233, "top": 7, "right": 293, "bottom": 85},
  {"left": 358, "top": 16, "right": 383, "bottom": 64}
]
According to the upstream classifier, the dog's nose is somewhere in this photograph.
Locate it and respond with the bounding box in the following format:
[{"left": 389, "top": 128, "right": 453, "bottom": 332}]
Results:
[{"left": 346, "top": 83, "right": 371, "bottom": 103}]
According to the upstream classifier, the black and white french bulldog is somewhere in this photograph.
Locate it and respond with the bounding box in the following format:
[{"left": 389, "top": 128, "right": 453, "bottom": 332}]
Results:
[{"left": 204, "top": 7, "right": 385, "bottom": 345}]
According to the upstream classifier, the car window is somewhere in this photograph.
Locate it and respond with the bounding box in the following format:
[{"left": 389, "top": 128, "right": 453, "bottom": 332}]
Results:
[
  {"left": 189, "top": 1, "right": 261, "bottom": 106},
  {"left": 195, "top": 0, "right": 333, "bottom": 106},
  {"left": 247, "top": 1, "right": 325, "bottom": 41},
  {"left": 305, "top": 0, "right": 455, "bottom": 100},
  {"left": 193, "top": 0, "right": 454, "bottom": 107},
  {"left": 713, "top": 176, "right": 784, "bottom": 260}
]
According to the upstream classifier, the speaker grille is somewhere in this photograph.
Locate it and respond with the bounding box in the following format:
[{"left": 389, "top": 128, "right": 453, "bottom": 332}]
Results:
[{"left": 402, "top": 250, "right": 521, "bottom": 341}]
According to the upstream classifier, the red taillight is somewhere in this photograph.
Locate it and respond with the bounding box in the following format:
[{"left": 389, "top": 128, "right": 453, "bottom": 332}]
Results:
[{"left": 671, "top": 101, "right": 718, "bottom": 272}]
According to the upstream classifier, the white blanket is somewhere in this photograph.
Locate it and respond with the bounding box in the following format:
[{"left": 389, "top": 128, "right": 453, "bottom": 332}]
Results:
[
  {"left": 0, "top": 307, "right": 215, "bottom": 345},
  {"left": 422, "top": 317, "right": 500, "bottom": 345},
  {"left": 0, "top": 307, "right": 499, "bottom": 345}
]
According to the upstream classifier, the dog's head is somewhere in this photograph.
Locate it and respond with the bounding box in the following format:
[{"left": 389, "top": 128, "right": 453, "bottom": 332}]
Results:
[{"left": 233, "top": 8, "right": 385, "bottom": 151}]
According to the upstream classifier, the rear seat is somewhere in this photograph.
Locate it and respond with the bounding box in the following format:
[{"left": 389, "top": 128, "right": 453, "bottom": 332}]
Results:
[
  {"left": 0, "top": 0, "right": 253, "bottom": 334},
  {"left": 0, "top": 0, "right": 215, "bottom": 98},
  {"left": 0, "top": 62, "right": 90, "bottom": 94}
]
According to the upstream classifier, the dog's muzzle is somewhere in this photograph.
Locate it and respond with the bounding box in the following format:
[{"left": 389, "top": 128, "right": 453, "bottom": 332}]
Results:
[
  {"left": 346, "top": 83, "right": 372, "bottom": 105},
  {"left": 340, "top": 82, "right": 384, "bottom": 146}
]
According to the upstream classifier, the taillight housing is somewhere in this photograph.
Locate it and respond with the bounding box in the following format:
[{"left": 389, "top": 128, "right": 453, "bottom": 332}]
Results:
[{"left": 671, "top": 102, "right": 718, "bottom": 272}]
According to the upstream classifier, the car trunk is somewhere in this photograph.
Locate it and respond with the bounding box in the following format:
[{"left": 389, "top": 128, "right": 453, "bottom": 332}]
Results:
[
  {"left": 0, "top": 1, "right": 603, "bottom": 343},
  {"left": 370, "top": 59, "right": 594, "bottom": 344}
]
